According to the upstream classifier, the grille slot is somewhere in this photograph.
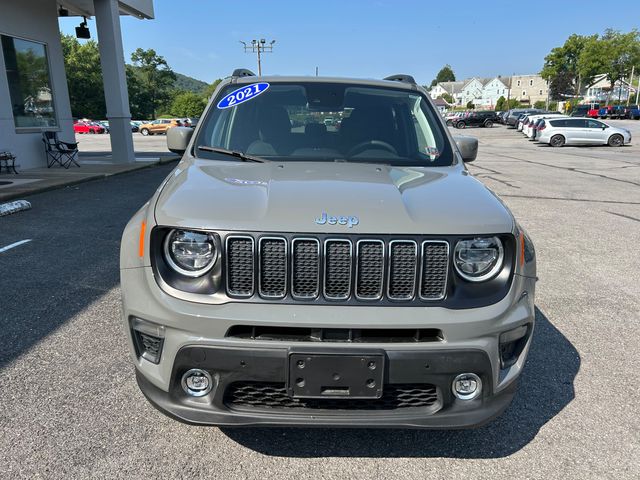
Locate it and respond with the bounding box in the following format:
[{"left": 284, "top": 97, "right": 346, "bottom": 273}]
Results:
[
  {"left": 324, "top": 240, "right": 352, "bottom": 300},
  {"left": 224, "top": 382, "right": 440, "bottom": 411},
  {"left": 226, "top": 325, "right": 444, "bottom": 343},
  {"left": 259, "top": 237, "right": 287, "bottom": 298},
  {"left": 388, "top": 241, "right": 418, "bottom": 300},
  {"left": 356, "top": 240, "right": 384, "bottom": 300},
  {"left": 420, "top": 241, "right": 449, "bottom": 300},
  {"left": 291, "top": 238, "right": 320, "bottom": 299},
  {"left": 226, "top": 236, "right": 255, "bottom": 297}
]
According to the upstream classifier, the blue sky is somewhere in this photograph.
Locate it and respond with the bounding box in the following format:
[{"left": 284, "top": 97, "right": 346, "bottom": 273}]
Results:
[{"left": 59, "top": 0, "right": 640, "bottom": 86}]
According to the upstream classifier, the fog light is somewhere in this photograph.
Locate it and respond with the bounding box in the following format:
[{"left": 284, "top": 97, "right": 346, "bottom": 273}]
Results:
[
  {"left": 181, "top": 369, "right": 213, "bottom": 397},
  {"left": 452, "top": 373, "right": 482, "bottom": 400}
]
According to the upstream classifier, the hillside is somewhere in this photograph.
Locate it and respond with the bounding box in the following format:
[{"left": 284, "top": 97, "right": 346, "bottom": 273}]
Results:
[{"left": 173, "top": 72, "right": 208, "bottom": 93}]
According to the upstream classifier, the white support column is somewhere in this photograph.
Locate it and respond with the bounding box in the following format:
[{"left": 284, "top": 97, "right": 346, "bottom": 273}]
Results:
[{"left": 94, "top": 0, "right": 135, "bottom": 163}]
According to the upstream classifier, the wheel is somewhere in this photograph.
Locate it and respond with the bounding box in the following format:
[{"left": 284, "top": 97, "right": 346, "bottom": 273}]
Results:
[
  {"left": 484, "top": 120, "right": 493, "bottom": 128},
  {"left": 141, "top": 128, "right": 149, "bottom": 136},
  {"left": 608, "top": 134, "right": 623, "bottom": 147},
  {"left": 456, "top": 121, "right": 466, "bottom": 129},
  {"left": 89, "top": 130, "right": 95, "bottom": 134},
  {"left": 446, "top": 120, "right": 452, "bottom": 126},
  {"left": 550, "top": 135, "right": 565, "bottom": 147}
]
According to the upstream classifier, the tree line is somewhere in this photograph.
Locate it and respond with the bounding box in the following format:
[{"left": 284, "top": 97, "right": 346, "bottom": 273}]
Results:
[
  {"left": 61, "top": 34, "right": 221, "bottom": 119},
  {"left": 541, "top": 29, "right": 640, "bottom": 103}
]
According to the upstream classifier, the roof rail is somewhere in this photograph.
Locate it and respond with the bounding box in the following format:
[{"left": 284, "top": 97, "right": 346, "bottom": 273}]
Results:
[
  {"left": 383, "top": 74, "right": 417, "bottom": 85},
  {"left": 232, "top": 68, "right": 256, "bottom": 78}
]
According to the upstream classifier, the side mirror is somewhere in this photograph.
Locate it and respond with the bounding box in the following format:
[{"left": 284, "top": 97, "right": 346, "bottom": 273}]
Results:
[
  {"left": 602, "top": 125, "right": 608, "bottom": 130},
  {"left": 167, "top": 127, "right": 194, "bottom": 154},
  {"left": 454, "top": 135, "right": 478, "bottom": 162}
]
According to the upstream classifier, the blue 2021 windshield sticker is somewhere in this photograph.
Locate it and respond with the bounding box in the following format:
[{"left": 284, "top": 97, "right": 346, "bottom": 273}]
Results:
[{"left": 217, "top": 82, "right": 270, "bottom": 109}]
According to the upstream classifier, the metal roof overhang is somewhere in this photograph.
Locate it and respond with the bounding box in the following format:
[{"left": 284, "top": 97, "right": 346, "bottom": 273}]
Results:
[{"left": 58, "top": 0, "right": 154, "bottom": 19}]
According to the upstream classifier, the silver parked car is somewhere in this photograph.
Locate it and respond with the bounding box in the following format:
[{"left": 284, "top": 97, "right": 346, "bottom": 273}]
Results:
[
  {"left": 120, "top": 70, "right": 537, "bottom": 428},
  {"left": 537, "top": 117, "right": 632, "bottom": 147}
]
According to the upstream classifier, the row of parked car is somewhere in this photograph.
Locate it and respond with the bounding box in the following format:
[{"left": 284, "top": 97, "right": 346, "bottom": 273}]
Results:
[
  {"left": 570, "top": 104, "right": 640, "bottom": 120},
  {"left": 505, "top": 109, "right": 632, "bottom": 147},
  {"left": 72, "top": 118, "right": 199, "bottom": 136}
]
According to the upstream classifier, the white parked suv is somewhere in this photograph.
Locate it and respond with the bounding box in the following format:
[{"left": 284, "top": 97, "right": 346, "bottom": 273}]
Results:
[
  {"left": 537, "top": 118, "right": 632, "bottom": 147},
  {"left": 522, "top": 114, "right": 564, "bottom": 138}
]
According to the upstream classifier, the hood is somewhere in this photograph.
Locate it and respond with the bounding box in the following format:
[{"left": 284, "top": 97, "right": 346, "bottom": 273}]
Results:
[{"left": 154, "top": 159, "right": 514, "bottom": 235}]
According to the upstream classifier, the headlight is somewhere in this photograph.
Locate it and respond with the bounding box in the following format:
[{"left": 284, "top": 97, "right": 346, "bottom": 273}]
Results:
[
  {"left": 454, "top": 237, "right": 504, "bottom": 282},
  {"left": 163, "top": 229, "right": 216, "bottom": 277}
]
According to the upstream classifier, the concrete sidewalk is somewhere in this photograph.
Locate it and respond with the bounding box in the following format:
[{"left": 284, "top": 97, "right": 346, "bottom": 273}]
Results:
[{"left": 0, "top": 153, "right": 178, "bottom": 202}]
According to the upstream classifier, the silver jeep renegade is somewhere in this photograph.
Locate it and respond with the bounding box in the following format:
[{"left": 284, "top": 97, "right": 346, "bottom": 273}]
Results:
[{"left": 120, "top": 70, "right": 537, "bottom": 428}]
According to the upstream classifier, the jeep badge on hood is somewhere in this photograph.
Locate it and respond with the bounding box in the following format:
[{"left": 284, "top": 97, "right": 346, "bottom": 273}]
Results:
[{"left": 315, "top": 212, "right": 359, "bottom": 228}]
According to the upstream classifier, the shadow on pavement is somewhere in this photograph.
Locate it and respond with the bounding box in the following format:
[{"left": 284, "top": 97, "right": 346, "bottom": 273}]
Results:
[
  {"left": 0, "top": 164, "right": 175, "bottom": 368},
  {"left": 222, "top": 307, "right": 579, "bottom": 458}
]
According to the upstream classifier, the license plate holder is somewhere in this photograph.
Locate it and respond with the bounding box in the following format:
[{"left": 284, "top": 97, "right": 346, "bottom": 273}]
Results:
[{"left": 287, "top": 352, "right": 384, "bottom": 399}]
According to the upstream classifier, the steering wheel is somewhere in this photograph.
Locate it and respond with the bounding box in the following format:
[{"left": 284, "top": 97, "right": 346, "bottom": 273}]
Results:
[{"left": 347, "top": 140, "right": 398, "bottom": 157}]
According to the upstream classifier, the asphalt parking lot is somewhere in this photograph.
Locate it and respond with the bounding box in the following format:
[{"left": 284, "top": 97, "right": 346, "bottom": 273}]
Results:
[{"left": 1, "top": 121, "right": 639, "bottom": 479}]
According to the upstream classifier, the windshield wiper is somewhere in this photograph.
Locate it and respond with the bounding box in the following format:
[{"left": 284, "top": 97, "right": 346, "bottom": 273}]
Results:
[{"left": 197, "top": 146, "right": 269, "bottom": 163}]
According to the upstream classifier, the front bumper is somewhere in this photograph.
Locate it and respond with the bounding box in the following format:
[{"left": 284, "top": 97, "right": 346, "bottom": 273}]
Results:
[
  {"left": 136, "top": 345, "right": 520, "bottom": 428},
  {"left": 121, "top": 265, "right": 536, "bottom": 428}
]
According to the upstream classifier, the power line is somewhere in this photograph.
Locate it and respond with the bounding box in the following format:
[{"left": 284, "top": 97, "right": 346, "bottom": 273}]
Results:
[{"left": 240, "top": 39, "right": 275, "bottom": 76}]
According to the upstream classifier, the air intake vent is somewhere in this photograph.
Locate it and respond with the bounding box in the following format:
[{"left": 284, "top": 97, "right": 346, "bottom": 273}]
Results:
[
  {"left": 388, "top": 241, "right": 418, "bottom": 300},
  {"left": 226, "top": 236, "right": 255, "bottom": 297},
  {"left": 291, "top": 238, "right": 320, "bottom": 299},
  {"left": 324, "top": 240, "right": 352, "bottom": 300},
  {"left": 225, "top": 382, "right": 440, "bottom": 411},
  {"left": 259, "top": 237, "right": 287, "bottom": 298},
  {"left": 420, "top": 241, "right": 449, "bottom": 300},
  {"left": 356, "top": 240, "right": 384, "bottom": 300}
]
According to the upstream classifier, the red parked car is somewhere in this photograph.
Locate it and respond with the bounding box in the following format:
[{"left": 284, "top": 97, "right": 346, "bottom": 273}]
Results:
[{"left": 74, "top": 121, "right": 105, "bottom": 134}]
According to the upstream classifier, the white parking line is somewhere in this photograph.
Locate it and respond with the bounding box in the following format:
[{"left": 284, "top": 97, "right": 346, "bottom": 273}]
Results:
[{"left": 0, "top": 239, "right": 32, "bottom": 253}]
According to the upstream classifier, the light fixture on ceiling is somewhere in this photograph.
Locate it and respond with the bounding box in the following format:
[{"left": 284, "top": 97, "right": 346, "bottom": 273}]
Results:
[{"left": 75, "top": 17, "right": 90, "bottom": 39}]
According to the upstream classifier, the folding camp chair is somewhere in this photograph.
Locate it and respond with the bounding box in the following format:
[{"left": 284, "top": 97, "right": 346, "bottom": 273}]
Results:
[{"left": 42, "top": 131, "right": 79, "bottom": 168}]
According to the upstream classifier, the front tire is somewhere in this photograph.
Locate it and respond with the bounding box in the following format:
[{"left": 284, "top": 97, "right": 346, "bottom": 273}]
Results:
[
  {"left": 456, "top": 121, "right": 466, "bottom": 129},
  {"left": 484, "top": 120, "right": 493, "bottom": 128},
  {"left": 141, "top": 128, "right": 150, "bottom": 136},
  {"left": 550, "top": 134, "right": 565, "bottom": 147},
  {"left": 608, "top": 134, "right": 623, "bottom": 147}
]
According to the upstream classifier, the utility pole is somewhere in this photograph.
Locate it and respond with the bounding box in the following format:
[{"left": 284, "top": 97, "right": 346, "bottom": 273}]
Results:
[
  {"left": 636, "top": 73, "right": 640, "bottom": 105},
  {"left": 240, "top": 38, "right": 275, "bottom": 76},
  {"left": 627, "top": 66, "right": 635, "bottom": 106}
]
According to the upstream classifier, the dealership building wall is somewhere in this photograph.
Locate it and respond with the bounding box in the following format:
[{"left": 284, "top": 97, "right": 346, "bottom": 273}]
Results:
[
  {"left": 0, "top": 0, "right": 75, "bottom": 170},
  {"left": 0, "top": 0, "right": 153, "bottom": 171}
]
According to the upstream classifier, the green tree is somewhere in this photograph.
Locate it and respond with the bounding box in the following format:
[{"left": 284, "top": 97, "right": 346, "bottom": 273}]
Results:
[
  {"left": 466, "top": 101, "right": 475, "bottom": 109},
  {"left": 170, "top": 91, "right": 207, "bottom": 117},
  {"left": 438, "top": 92, "right": 454, "bottom": 104},
  {"left": 130, "top": 48, "right": 176, "bottom": 118},
  {"left": 203, "top": 78, "right": 223, "bottom": 98},
  {"left": 61, "top": 34, "right": 106, "bottom": 118},
  {"left": 430, "top": 64, "right": 456, "bottom": 87},
  {"left": 495, "top": 96, "right": 506, "bottom": 111},
  {"left": 578, "top": 29, "right": 640, "bottom": 104},
  {"left": 534, "top": 100, "right": 547, "bottom": 109},
  {"left": 508, "top": 99, "right": 521, "bottom": 109},
  {"left": 541, "top": 34, "right": 591, "bottom": 100}
]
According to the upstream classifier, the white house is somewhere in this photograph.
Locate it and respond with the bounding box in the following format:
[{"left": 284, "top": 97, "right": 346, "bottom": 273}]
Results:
[
  {"left": 0, "top": 0, "right": 154, "bottom": 170},
  {"left": 429, "top": 81, "right": 464, "bottom": 105},
  {"left": 584, "top": 74, "right": 638, "bottom": 103},
  {"left": 478, "top": 77, "right": 510, "bottom": 108},
  {"left": 460, "top": 77, "right": 487, "bottom": 107}
]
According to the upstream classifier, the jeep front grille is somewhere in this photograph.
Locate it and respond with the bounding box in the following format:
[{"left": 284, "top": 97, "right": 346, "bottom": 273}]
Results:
[{"left": 224, "top": 235, "right": 450, "bottom": 303}]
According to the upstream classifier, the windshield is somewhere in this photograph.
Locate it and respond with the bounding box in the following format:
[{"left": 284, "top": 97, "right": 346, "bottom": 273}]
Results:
[{"left": 195, "top": 82, "right": 453, "bottom": 166}]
